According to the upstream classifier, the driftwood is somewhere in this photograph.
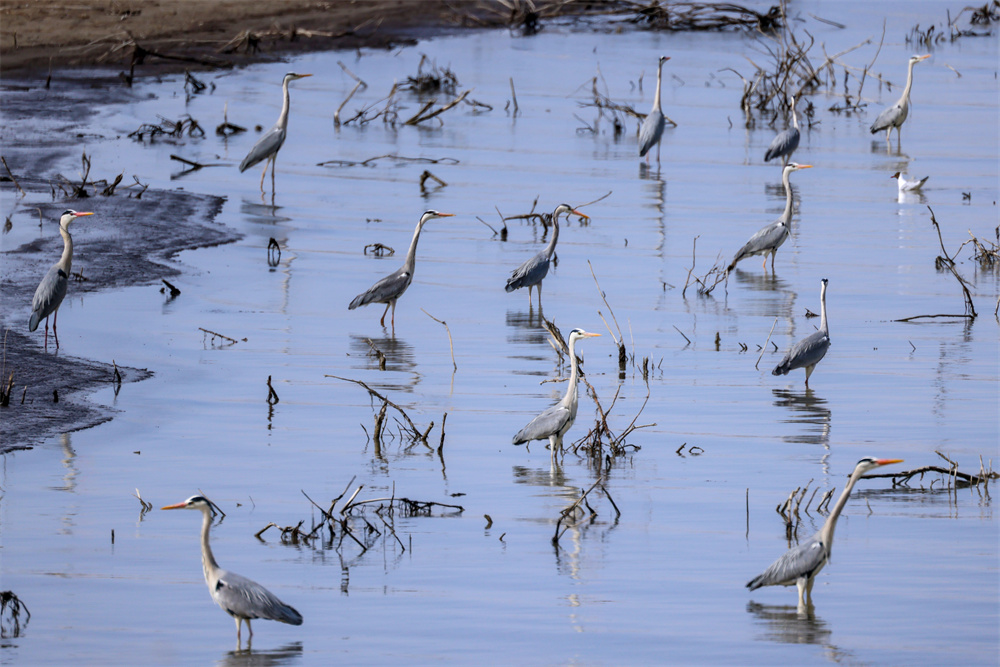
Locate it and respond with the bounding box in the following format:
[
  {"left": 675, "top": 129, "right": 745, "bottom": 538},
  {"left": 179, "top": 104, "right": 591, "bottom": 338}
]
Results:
[
  {"left": 326, "top": 375, "right": 432, "bottom": 444},
  {"left": 552, "top": 476, "right": 621, "bottom": 546}
]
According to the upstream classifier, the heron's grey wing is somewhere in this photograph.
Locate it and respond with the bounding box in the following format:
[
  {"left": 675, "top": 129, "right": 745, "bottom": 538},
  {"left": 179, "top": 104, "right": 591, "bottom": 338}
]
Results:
[
  {"left": 763, "top": 127, "right": 800, "bottom": 162},
  {"left": 349, "top": 267, "right": 410, "bottom": 309},
  {"left": 772, "top": 330, "right": 830, "bottom": 376},
  {"left": 747, "top": 536, "right": 827, "bottom": 590},
  {"left": 29, "top": 266, "right": 68, "bottom": 331},
  {"left": 512, "top": 404, "right": 571, "bottom": 444},
  {"left": 505, "top": 251, "right": 549, "bottom": 292},
  {"left": 870, "top": 103, "right": 903, "bottom": 133},
  {"left": 638, "top": 110, "right": 665, "bottom": 157},
  {"left": 213, "top": 569, "right": 303, "bottom": 625},
  {"left": 239, "top": 125, "right": 286, "bottom": 172},
  {"left": 728, "top": 221, "right": 788, "bottom": 270}
]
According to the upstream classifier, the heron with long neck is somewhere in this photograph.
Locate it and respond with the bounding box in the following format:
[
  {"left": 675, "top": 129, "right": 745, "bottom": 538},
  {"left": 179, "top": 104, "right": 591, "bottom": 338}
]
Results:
[
  {"left": 727, "top": 163, "right": 812, "bottom": 274},
  {"left": 512, "top": 328, "right": 600, "bottom": 463},
  {"left": 747, "top": 457, "right": 903, "bottom": 607},
  {"left": 870, "top": 55, "right": 930, "bottom": 145},
  {"left": 162, "top": 495, "right": 303, "bottom": 642},
  {"left": 239, "top": 72, "right": 312, "bottom": 193},
  {"left": 349, "top": 210, "right": 454, "bottom": 329},
  {"left": 29, "top": 209, "right": 94, "bottom": 349},
  {"left": 639, "top": 55, "right": 670, "bottom": 164},
  {"left": 505, "top": 203, "right": 588, "bottom": 308},
  {"left": 764, "top": 96, "right": 801, "bottom": 166},
  {"left": 772, "top": 278, "right": 830, "bottom": 387}
]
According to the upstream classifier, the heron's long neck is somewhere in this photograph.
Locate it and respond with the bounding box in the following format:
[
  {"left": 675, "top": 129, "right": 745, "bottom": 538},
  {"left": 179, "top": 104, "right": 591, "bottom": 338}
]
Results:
[
  {"left": 544, "top": 215, "right": 560, "bottom": 258},
  {"left": 780, "top": 168, "right": 795, "bottom": 223},
  {"left": 790, "top": 99, "right": 799, "bottom": 130},
  {"left": 901, "top": 61, "right": 917, "bottom": 104},
  {"left": 562, "top": 336, "right": 581, "bottom": 409},
  {"left": 819, "top": 283, "right": 829, "bottom": 334},
  {"left": 820, "top": 468, "right": 862, "bottom": 549},
  {"left": 58, "top": 224, "right": 74, "bottom": 275},
  {"left": 278, "top": 79, "right": 292, "bottom": 128},
  {"left": 653, "top": 62, "right": 664, "bottom": 112},
  {"left": 403, "top": 218, "right": 426, "bottom": 273},
  {"left": 199, "top": 508, "right": 221, "bottom": 582}
]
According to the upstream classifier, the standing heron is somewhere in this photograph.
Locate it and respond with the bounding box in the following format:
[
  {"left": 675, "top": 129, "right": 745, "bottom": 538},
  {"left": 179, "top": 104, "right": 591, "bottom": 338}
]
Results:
[
  {"left": 773, "top": 278, "right": 830, "bottom": 388},
  {"left": 505, "top": 203, "right": 589, "bottom": 309},
  {"left": 869, "top": 55, "right": 930, "bottom": 146},
  {"left": 512, "top": 328, "right": 600, "bottom": 463},
  {"left": 727, "top": 163, "right": 812, "bottom": 274},
  {"left": 639, "top": 55, "right": 670, "bottom": 164},
  {"left": 764, "top": 96, "right": 800, "bottom": 166},
  {"left": 891, "top": 171, "right": 929, "bottom": 192},
  {"left": 747, "top": 457, "right": 904, "bottom": 607},
  {"left": 28, "top": 209, "right": 94, "bottom": 349},
  {"left": 162, "top": 495, "right": 303, "bottom": 642},
  {"left": 349, "top": 210, "right": 454, "bottom": 329},
  {"left": 239, "top": 72, "right": 312, "bottom": 193}
]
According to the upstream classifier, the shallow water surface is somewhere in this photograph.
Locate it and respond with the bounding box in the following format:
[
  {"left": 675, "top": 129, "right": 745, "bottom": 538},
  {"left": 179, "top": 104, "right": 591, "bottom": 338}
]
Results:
[{"left": 1, "top": 2, "right": 997, "bottom": 664}]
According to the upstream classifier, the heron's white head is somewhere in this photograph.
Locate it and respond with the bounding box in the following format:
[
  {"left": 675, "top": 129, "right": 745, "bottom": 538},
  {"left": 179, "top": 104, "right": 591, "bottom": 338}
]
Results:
[
  {"left": 554, "top": 204, "right": 589, "bottom": 222},
  {"left": 909, "top": 54, "right": 931, "bottom": 65},
  {"left": 59, "top": 209, "right": 94, "bottom": 230},
  {"left": 854, "top": 457, "right": 904, "bottom": 476},
  {"left": 786, "top": 162, "right": 813, "bottom": 172},
  {"left": 659, "top": 55, "right": 671, "bottom": 65},
  {"left": 568, "top": 328, "right": 601, "bottom": 342},
  {"left": 420, "top": 210, "right": 455, "bottom": 223},
  {"left": 284, "top": 72, "right": 313, "bottom": 83},
  {"left": 162, "top": 495, "right": 213, "bottom": 512}
]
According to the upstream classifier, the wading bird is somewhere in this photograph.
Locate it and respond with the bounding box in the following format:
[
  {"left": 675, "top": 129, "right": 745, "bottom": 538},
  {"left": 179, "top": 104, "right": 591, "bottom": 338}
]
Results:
[
  {"left": 239, "top": 72, "right": 312, "bottom": 193},
  {"left": 162, "top": 495, "right": 303, "bottom": 642},
  {"left": 727, "top": 163, "right": 812, "bottom": 274},
  {"left": 349, "top": 210, "right": 454, "bottom": 329},
  {"left": 747, "top": 457, "right": 903, "bottom": 607},
  {"left": 505, "top": 204, "right": 588, "bottom": 309},
  {"left": 773, "top": 278, "right": 830, "bottom": 387},
  {"left": 891, "top": 171, "right": 929, "bottom": 192},
  {"left": 28, "top": 209, "right": 94, "bottom": 349},
  {"left": 764, "top": 96, "right": 801, "bottom": 166},
  {"left": 870, "top": 55, "right": 930, "bottom": 146},
  {"left": 639, "top": 55, "right": 670, "bottom": 164},
  {"left": 512, "top": 328, "right": 600, "bottom": 463}
]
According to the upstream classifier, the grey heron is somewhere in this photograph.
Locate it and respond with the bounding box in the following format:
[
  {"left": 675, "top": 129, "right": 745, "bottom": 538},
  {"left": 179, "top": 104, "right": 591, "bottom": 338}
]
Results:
[
  {"left": 891, "top": 171, "right": 928, "bottom": 192},
  {"left": 727, "top": 163, "right": 812, "bottom": 274},
  {"left": 512, "top": 328, "right": 600, "bottom": 463},
  {"left": 28, "top": 209, "right": 94, "bottom": 349},
  {"left": 773, "top": 278, "right": 830, "bottom": 387},
  {"left": 764, "top": 96, "right": 800, "bottom": 166},
  {"left": 162, "top": 495, "right": 303, "bottom": 641},
  {"left": 747, "top": 457, "right": 903, "bottom": 606},
  {"left": 349, "top": 210, "right": 455, "bottom": 328},
  {"left": 638, "top": 55, "right": 670, "bottom": 163},
  {"left": 239, "top": 72, "right": 312, "bottom": 193},
  {"left": 869, "top": 55, "right": 930, "bottom": 145},
  {"left": 504, "top": 203, "right": 589, "bottom": 308}
]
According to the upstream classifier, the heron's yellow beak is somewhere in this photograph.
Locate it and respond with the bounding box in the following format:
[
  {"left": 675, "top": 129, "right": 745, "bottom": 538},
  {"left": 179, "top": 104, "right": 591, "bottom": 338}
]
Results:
[
  {"left": 161, "top": 502, "right": 187, "bottom": 510},
  {"left": 583, "top": 332, "right": 601, "bottom": 338},
  {"left": 798, "top": 164, "right": 813, "bottom": 169},
  {"left": 75, "top": 212, "right": 95, "bottom": 217},
  {"left": 918, "top": 54, "right": 931, "bottom": 60},
  {"left": 570, "top": 209, "right": 590, "bottom": 220},
  {"left": 438, "top": 213, "right": 455, "bottom": 217},
  {"left": 875, "top": 458, "right": 904, "bottom": 466}
]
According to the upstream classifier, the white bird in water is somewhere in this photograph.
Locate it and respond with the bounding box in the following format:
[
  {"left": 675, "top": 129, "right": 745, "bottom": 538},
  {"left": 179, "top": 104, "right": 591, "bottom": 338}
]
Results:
[
  {"left": 29, "top": 209, "right": 94, "bottom": 349},
  {"left": 162, "top": 495, "right": 303, "bottom": 642},
  {"left": 504, "top": 203, "right": 589, "bottom": 309},
  {"left": 870, "top": 55, "right": 930, "bottom": 146},
  {"left": 239, "top": 72, "right": 312, "bottom": 193},
  {"left": 638, "top": 55, "right": 670, "bottom": 164},
  {"left": 773, "top": 278, "right": 830, "bottom": 388},
  {"left": 891, "top": 171, "right": 928, "bottom": 192},
  {"left": 747, "top": 457, "right": 903, "bottom": 607},
  {"left": 349, "top": 210, "right": 454, "bottom": 329},
  {"left": 727, "top": 163, "right": 812, "bottom": 274}
]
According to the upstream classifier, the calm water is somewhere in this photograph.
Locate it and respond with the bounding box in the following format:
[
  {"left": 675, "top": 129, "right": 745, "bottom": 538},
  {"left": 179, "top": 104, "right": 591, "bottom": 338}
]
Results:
[{"left": 2, "top": 2, "right": 997, "bottom": 664}]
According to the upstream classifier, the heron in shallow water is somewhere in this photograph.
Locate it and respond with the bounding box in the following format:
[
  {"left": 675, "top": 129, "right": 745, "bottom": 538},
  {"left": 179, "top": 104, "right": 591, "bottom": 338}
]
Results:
[
  {"left": 162, "top": 495, "right": 303, "bottom": 642},
  {"left": 727, "top": 163, "right": 812, "bottom": 274},
  {"left": 239, "top": 72, "right": 312, "bottom": 193},
  {"left": 747, "top": 457, "right": 903, "bottom": 607},
  {"left": 512, "top": 328, "right": 600, "bottom": 463},
  {"left": 639, "top": 55, "right": 670, "bottom": 164},
  {"left": 505, "top": 203, "right": 588, "bottom": 308},
  {"left": 764, "top": 96, "right": 800, "bottom": 166},
  {"left": 29, "top": 209, "right": 94, "bottom": 349},
  {"left": 773, "top": 278, "right": 830, "bottom": 387},
  {"left": 349, "top": 210, "right": 454, "bottom": 329},
  {"left": 891, "top": 171, "right": 928, "bottom": 192},
  {"left": 870, "top": 55, "right": 930, "bottom": 146}
]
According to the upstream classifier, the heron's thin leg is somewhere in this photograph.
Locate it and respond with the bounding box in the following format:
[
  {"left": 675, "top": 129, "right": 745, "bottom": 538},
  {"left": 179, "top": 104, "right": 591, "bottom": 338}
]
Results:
[
  {"left": 235, "top": 617, "right": 242, "bottom": 641},
  {"left": 797, "top": 578, "right": 807, "bottom": 607},
  {"left": 259, "top": 161, "right": 268, "bottom": 192},
  {"left": 247, "top": 619, "right": 253, "bottom": 638},
  {"left": 770, "top": 252, "right": 776, "bottom": 272},
  {"left": 537, "top": 281, "right": 543, "bottom": 309},
  {"left": 390, "top": 300, "right": 396, "bottom": 329},
  {"left": 270, "top": 158, "right": 276, "bottom": 194},
  {"left": 379, "top": 302, "right": 390, "bottom": 327},
  {"left": 527, "top": 285, "right": 533, "bottom": 306},
  {"left": 53, "top": 310, "right": 59, "bottom": 349},
  {"left": 804, "top": 364, "right": 815, "bottom": 387}
]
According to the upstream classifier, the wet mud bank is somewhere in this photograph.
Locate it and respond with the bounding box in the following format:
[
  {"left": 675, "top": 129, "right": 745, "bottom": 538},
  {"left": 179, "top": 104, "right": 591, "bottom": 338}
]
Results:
[{"left": 1, "top": 75, "right": 238, "bottom": 452}]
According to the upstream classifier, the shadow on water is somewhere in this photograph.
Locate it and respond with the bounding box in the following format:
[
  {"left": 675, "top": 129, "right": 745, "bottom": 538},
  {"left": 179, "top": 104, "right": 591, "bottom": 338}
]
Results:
[
  {"left": 746, "top": 601, "right": 840, "bottom": 649},
  {"left": 217, "top": 641, "right": 303, "bottom": 667},
  {"left": 772, "top": 388, "right": 831, "bottom": 447},
  {"left": 505, "top": 308, "right": 550, "bottom": 346},
  {"left": 348, "top": 333, "right": 417, "bottom": 377}
]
